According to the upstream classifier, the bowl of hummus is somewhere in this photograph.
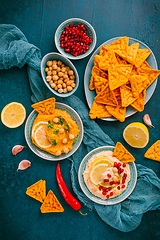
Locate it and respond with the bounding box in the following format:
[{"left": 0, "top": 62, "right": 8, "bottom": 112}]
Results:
[
  {"left": 25, "top": 102, "right": 83, "bottom": 161},
  {"left": 78, "top": 146, "right": 137, "bottom": 205}
]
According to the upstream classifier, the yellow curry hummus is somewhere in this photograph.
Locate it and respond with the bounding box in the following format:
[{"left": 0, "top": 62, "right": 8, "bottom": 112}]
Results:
[
  {"left": 31, "top": 98, "right": 80, "bottom": 156},
  {"left": 83, "top": 151, "right": 131, "bottom": 200}
]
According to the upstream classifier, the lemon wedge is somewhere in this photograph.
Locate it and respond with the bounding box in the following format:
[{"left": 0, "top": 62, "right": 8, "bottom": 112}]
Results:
[
  {"left": 91, "top": 157, "right": 114, "bottom": 169},
  {"left": 123, "top": 122, "right": 149, "bottom": 148},
  {"left": 31, "top": 121, "right": 48, "bottom": 138},
  {"left": 34, "top": 125, "right": 52, "bottom": 148},
  {"left": 1, "top": 102, "right": 26, "bottom": 128},
  {"left": 90, "top": 163, "right": 109, "bottom": 185}
]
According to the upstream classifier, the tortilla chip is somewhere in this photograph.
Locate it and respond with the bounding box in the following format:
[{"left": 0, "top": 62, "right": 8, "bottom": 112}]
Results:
[
  {"left": 89, "top": 100, "right": 112, "bottom": 119},
  {"left": 99, "top": 50, "right": 118, "bottom": 71},
  {"left": 120, "top": 85, "right": 138, "bottom": 107},
  {"left": 94, "top": 55, "right": 102, "bottom": 67},
  {"left": 113, "top": 142, "right": 135, "bottom": 163},
  {"left": 129, "top": 74, "right": 148, "bottom": 98},
  {"left": 108, "top": 64, "right": 133, "bottom": 90},
  {"left": 99, "top": 45, "right": 108, "bottom": 56},
  {"left": 106, "top": 101, "right": 126, "bottom": 122},
  {"left": 137, "top": 67, "right": 160, "bottom": 89},
  {"left": 116, "top": 43, "right": 139, "bottom": 65},
  {"left": 95, "top": 84, "right": 118, "bottom": 106},
  {"left": 131, "top": 90, "right": 146, "bottom": 112},
  {"left": 116, "top": 55, "right": 128, "bottom": 65},
  {"left": 26, "top": 180, "right": 46, "bottom": 203},
  {"left": 140, "top": 60, "right": 151, "bottom": 69},
  {"left": 40, "top": 190, "right": 64, "bottom": 213},
  {"left": 144, "top": 140, "right": 160, "bottom": 162},
  {"left": 32, "top": 98, "right": 56, "bottom": 115},
  {"left": 130, "top": 66, "right": 139, "bottom": 76},
  {"left": 92, "top": 66, "right": 108, "bottom": 79},
  {"left": 89, "top": 76, "right": 95, "bottom": 90},
  {"left": 94, "top": 75, "right": 108, "bottom": 94},
  {"left": 105, "top": 36, "right": 129, "bottom": 54},
  {"left": 134, "top": 48, "right": 151, "bottom": 68}
]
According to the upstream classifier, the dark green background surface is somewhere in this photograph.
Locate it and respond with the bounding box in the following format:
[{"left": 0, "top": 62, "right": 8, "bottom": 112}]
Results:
[{"left": 0, "top": 0, "right": 160, "bottom": 239}]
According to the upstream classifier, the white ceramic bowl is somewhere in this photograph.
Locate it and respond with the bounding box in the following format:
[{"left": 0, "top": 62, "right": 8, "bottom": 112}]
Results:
[
  {"left": 55, "top": 18, "right": 97, "bottom": 60},
  {"left": 41, "top": 52, "right": 79, "bottom": 97}
]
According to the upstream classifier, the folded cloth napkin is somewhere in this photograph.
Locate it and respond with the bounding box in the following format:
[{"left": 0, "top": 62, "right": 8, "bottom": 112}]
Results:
[{"left": 0, "top": 24, "right": 160, "bottom": 232}]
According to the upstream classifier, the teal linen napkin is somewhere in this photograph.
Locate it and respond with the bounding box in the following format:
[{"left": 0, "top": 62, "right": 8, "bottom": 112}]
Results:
[{"left": 0, "top": 24, "right": 160, "bottom": 232}]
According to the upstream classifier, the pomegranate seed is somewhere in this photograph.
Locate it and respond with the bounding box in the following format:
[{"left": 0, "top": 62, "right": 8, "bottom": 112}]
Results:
[
  {"left": 113, "top": 181, "right": 117, "bottom": 185},
  {"left": 122, "top": 185, "right": 125, "bottom": 188},
  {"left": 108, "top": 187, "right": 112, "bottom": 191},
  {"left": 117, "top": 186, "right": 120, "bottom": 190},
  {"left": 107, "top": 174, "right": 111, "bottom": 178},
  {"left": 110, "top": 182, "right": 113, "bottom": 185},
  {"left": 114, "top": 162, "right": 118, "bottom": 167},
  {"left": 117, "top": 180, "right": 120, "bottom": 184},
  {"left": 106, "top": 195, "right": 110, "bottom": 199},
  {"left": 122, "top": 180, "right": 125, "bottom": 184},
  {"left": 99, "top": 186, "right": 102, "bottom": 191},
  {"left": 102, "top": 191, "right": 107, "bottom": 195},
  {"left": 123, "top": 163, "right": 126, "bottom": 167},
  {"left": 124, "top": 173, "right": 127, "bottom": 178},
  {"left": 110, "top": 192, "right": 113, "bottom": 196},
  {"left": 70, "top": 23, "right": 73, "bottom": 28},
  {"left": 120, "top": 169, "right": 124, "bottom": 173},
  {"left": 118, "top": 163, "right": 122, "bottom": 167}
]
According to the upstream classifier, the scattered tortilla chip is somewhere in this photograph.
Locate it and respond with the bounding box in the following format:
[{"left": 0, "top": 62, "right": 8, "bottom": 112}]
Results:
[
  {"left": 95, "top": 84, "right": 118, "bottom": 106},
  {"left": 129, "top": 74, "right": 148, "bottom": 98},
  {"left": 40, "top": 190, "right": 64, "bottom": 213},
  {"left": 113, "top": 142, "right": 135, "bottom": 163},
  {"left": 99, "top": 50, "right": 118, "bottom": 71},
  {"left": 131, "top": 90, "right": 146, "bottom": 112},
  {"left": 106, "top": 101, "right": 126, "bottom": 122},
  {"left": 108, "top": 64, "right": 132, "bottom": 90},
  {"left": 120, "top": 85, "right": 138, "bottom": 107},
  {"left": 26, "top": 180, "right": 46, "bottom": 203},
  {"left": 137, "top": 67, "right": 160, "bottom": 89},
  {"left": 134, "top": 48, "right": 151, "bottom": 68},
  {"left": 144, "top": 140, "right": 160, "bottom": 162},
  {"left": 32, "top": 98, "right": 56, "bottom": 115},
  {"left": 89, "top": 101, "right": 112, "bottom": 119}
]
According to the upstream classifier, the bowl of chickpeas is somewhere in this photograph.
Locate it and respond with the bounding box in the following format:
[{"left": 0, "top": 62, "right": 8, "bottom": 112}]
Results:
[{"left": 41, "top": 52, "right": 79, "bottom": 97}]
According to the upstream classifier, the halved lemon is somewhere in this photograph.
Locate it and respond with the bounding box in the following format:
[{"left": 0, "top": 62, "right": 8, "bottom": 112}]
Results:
[
  {"left": 90, "top": 163, "right": 109, "bottom": 185},
  {"left": 91, "top": 157, "right": 114, "bottom": 169},
  {"left": 31, "top": 121, "right": 48, "bottom": 138},
  {"left": 1, "top": 102, "right": 26, "bottom": 128},
  {"left": 34, "top": 125, "right": 52, "bottom": 148},
  {"left": 123, "top": 122, "right": 149, "bottom": 148}
]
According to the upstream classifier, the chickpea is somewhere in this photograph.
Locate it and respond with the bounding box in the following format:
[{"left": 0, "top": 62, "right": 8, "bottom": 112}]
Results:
[
  {"left": 62, "top": 138, "right": 68, "bottom": 144},
  {"left": 67, "top": 86, "right": 73, "bottom": 92},
  {"left": 52, "top": 70, "right": 57, "bottom": 75},
  {"left": 57, "top": 60, "right": 62, "bottom": 66},
  {"left": 54, "top": 80, "right": 58, "bottom": 85},
  {"left": 45, "top": 67, "right": 49, "bottom": 73},
  {"left": 64, "top": 78, "right": 69, "bottom": 83},
  {"left": 46, "top": 61, "right": 52, "bottom": 67},
  {"left": 56, "top": 67, "right": 61, "bottom": 72},
  {"left": 65, "top": 66, "right": 70, "bottom": 71},
  {"left": 47, "top": 71, "right": 52, "bottom": 76},
  {"left": 52, "top": 65, "right": 58, "bottom": 70},
  {"left": 56, "top": 150, "right": 62, "bottom": 156},
  {"left": 58, "top": 80, "right": 63, "bottom": 85},
  {"left": 112, "top": 167, "right": 118, "bottom": 173},
  {"left": 52, "top": 60, "right": 57, "bottom": 65},
  {"left": 112, "top": 176, "right": 118, "bottom": 182},
  {"left": 69, "top": 134, "right": 75, "bottom": 140},
  {"left": 49, "top": 66, "right": 53, "bottom": 71},
  {"left": 61, "top": 67, "right": 66, "bottom": 72},
  {"left": 63, "top": 88, "right": 68, "bottom": 93},
  {"left": 71, "top": 83, "right": 76, "bottom": 88},
  {"left": 58, "top": 88, "right": 63, "bottom": 93},
  {"left": 53, "top": 117, "right": 59, "bottom": 123},
  {"left": 46, "top": 76, "right": 52, "bottom": 82},
  {"left": 49, "top": 80, "right": 53, "bottom": 85},
  {"left": 57, "top": 84, "right": 62, "bottom": 89},
  {"left": 53, "top": 75, "right": 59, "bottom": 81},
  {"left": 63, "top": 147, "right": 69, "bottom": 154},
  {"left": 51, "top": 83, "right": 56, "bottom": 88},
  {"left": 61, "top": 63, "right": 65, "bottom": 67},
  {"left": 62, "top": 83, "right": 66, "bottom": 88},
  {"left": 58, "top": 72, "right": 64, "bottom": 77},
  {"left": 70, "top": 75, "right": 75, "bottom": 80},
  {"left": 114, "top": 189, "right": 120, "bottom": 196},
  {"left": 63, "top": 74, "right": 68, "bottom": 79},
  {"left": 68, "top": 70, "right": 74, "bottom": 76},
  {"left": 59, "top": 128, "right": 64, "bottom": 134},
  {"left": 54, "top": 86, "right": 58, "bottom": 91},
  {"left": 66, "top": 81, "right": 71, "bottom": 86}
]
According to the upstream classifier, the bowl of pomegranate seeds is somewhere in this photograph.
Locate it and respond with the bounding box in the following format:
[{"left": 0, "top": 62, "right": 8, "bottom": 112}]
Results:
[{"left": 55, "top": 18, "right": 97, "bottom": 60}]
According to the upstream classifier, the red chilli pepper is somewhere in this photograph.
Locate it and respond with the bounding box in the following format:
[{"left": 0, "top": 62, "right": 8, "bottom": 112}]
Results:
[{"left": 56, "top": 162, "right": 86, "bottom": 215}]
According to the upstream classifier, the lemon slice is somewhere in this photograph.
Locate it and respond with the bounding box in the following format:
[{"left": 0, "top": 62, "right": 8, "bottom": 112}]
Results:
[
  {"left": 31, "top": 121, "right": 48, "bottom": 138},
  {"left": 90, "top": 163, "right": 109, "bottom": 185},
  {"left": 91, "top": 157, "right": 114, "bottom": 169},
  {"left": 123, "top": 122, "right": 149, "bottom": 148},
  {"left": 1, "top": 102, "right": 26, "bottom": 128},
  {"left": 34, "top": 125, "right": 52, "bottom": 148}
]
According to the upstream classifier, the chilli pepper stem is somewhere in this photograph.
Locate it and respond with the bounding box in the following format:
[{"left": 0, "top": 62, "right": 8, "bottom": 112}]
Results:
[{"left": 56, "top": 162, "right": 87, "bottom": 215}]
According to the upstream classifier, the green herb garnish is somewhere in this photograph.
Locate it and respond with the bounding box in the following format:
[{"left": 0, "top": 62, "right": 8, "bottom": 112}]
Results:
[
  {"left": 51, "top": 139, "right": 57, "bottom": 146},
  {"left": 47, "top": 120, "right": 54, "bottom": 129},
  {"left": 49, "top": 137, "right": 53, "bottom": 140},
  {"left": 52, "top": 129, "right": 59, "bottom": 135},
  {"left": 64, "top": 124, "right": 69, "bottom": 132},
  {"left": 73, "top": 137, "right": 78, "bottom": 143},
  {"left": 58, "top": 116, "right": 64, "bottom": 125}
]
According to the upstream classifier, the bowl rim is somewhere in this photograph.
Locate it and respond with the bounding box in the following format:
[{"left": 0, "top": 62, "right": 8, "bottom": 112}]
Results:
[
  {"left": 41, "top": 52, "right": 79, "bottom": 97},
  {"left": 55, "top": 18, "right": 97, "bottom": 60}
]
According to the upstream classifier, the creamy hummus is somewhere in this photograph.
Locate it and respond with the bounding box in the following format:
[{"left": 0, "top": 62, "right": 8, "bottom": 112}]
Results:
[{"left": 83, "top": 150, "right": 130, "bottom": 200}]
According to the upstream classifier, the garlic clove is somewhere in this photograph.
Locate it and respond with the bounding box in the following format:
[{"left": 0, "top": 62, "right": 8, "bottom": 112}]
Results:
[
  {"left": 12, "top": 145, "right": 24, "bottom": 155},
  {"left": 143, "top": 114, "right": 155, "bottom": 128},
  {"left": 17, "top": 160, "right": 31, "bottom": 171}
]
